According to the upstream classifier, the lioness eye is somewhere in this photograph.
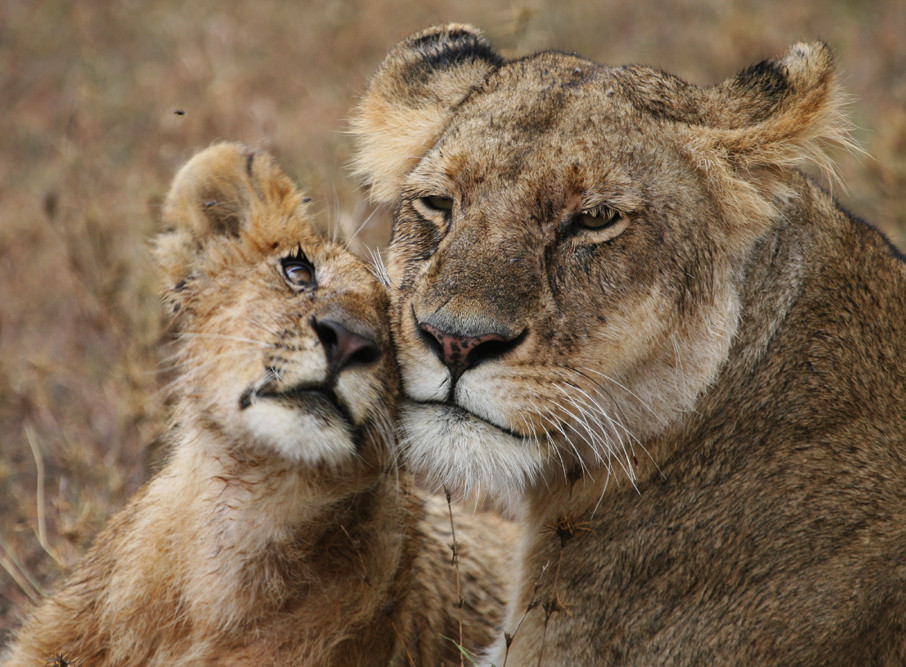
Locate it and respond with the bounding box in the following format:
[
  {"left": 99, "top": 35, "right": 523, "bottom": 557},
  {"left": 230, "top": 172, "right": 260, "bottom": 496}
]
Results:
[
  {"left": 576, "top": 205, "right": 622, "bottom": 230},
  {"left": 419, "top": 195, "right": 454, "bottom": 213},
  {"left": 281, "top": 256, "right": 316, "bottom": 288}
]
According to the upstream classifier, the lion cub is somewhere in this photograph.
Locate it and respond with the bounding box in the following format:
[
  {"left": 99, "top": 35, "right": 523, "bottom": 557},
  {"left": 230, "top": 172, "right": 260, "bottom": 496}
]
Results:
[{"left": 3, "top": 143, "right": 514, "bottom": 666}]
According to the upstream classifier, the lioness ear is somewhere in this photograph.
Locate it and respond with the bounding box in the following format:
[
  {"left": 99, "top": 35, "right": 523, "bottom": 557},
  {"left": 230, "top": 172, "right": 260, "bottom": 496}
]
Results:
[
  {"left": 701, "top": 42, "right": 853, "bottom": 174},
  {"left": 154, "top": 142, "right": 306, "bottom": 316},
  {"left": 685, "top": 42, "right": 855, "bottom": 241},
  {"left": 350, "top": 23, "right": 503, "bottom": 205}
]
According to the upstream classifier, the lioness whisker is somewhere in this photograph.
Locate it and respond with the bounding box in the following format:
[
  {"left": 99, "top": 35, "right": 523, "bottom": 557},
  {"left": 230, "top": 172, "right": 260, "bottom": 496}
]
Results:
[
  {"left": 551, "top": 386, "right": 623, "bottom": 467},
  {"left": 552, "top": 385, "right": 614, "bottom": 467},
  {"left": 363, "top": 246, "right": 393, "bottom": 288},
  {"left": 565, "top": 370, "right": 646, "bottom": 445},
  {"left": 538, "top": 400, "right": 596, "bottom": 480},
  {"left": 347, "top": 205, "right": 382, "bottom": 244},
  {"left": 531, "top": 412, "right": 569, "bottom": 481},
  {"left": 576, "top": 366, "right": 663, "bottom": 423},
  {"left": 558, "top": 381, "right": 640, "bottom": 488}
]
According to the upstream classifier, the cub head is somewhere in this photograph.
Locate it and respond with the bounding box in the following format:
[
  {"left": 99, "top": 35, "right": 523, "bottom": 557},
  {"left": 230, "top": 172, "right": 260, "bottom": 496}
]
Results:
[
  {"left": 156, "top": 142, "right": 396, "bottom": 472},
  {"left": 352, "top": 25, "right": 852, "bottom": 503}
]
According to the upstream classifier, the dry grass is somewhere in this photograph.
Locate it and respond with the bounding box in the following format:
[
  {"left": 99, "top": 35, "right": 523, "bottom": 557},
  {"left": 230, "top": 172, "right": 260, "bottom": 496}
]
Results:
[{"left": 1, "top": 0, "right": 904, "bottom": 642}]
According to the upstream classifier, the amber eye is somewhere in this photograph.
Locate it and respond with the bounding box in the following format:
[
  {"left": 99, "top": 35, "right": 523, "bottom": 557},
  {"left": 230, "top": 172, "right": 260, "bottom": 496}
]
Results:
[
  {"left": 417, "top": 195, "right": 454, "bottom": 214},
  {"left": 281, "top": 253, "right": 316, "bottom": 289},
  {"left": 576, "top": 205, "right": 622, "bottom": 230}
]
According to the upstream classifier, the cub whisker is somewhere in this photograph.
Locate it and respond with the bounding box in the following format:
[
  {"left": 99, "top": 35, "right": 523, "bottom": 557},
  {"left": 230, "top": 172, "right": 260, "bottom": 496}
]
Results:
[{"left": 176, "top": 331, "right": 273, "bottom": 347}]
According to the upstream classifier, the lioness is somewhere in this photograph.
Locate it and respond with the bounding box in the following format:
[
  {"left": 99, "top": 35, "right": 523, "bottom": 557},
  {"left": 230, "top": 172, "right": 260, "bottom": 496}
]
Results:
[
  {"left": 2, "top": 142, "right": 513, "bottom": 666},
  {"left": 352, "top": 24, "right": 906, "bottom": 664}
]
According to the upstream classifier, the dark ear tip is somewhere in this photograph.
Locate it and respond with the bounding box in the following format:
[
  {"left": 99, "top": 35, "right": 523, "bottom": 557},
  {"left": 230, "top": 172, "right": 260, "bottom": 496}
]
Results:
[
  {"left": 404, "top": 23, "right": 485, "bottom": 49},
  {"left": 745, "top": 42, "right": 833, "bottom": 102},
  {"left": 781, "top": 41, "right": 835, "bottom": 80},
  {"left": 785, "top": 41, "right": 833, "bottom": 63},
  {"left": 722, "top": 41, "right": 835, "bottom": 121},
  {"left": 392, "top": 23, "right": 503, "bottom": 70}
]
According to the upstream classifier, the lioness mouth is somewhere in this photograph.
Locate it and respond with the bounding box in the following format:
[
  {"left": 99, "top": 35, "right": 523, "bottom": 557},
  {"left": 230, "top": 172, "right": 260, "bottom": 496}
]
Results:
[{"left": 420, "top": 400, "right": 526, "bottom": 440}]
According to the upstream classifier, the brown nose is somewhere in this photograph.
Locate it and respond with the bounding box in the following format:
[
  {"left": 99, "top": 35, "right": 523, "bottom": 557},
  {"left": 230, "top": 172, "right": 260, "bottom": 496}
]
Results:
[
  {"left": 311, "top": 317, "right": 381, "bottom": 373},
  {"left": 419, "top": 321, "right": 519, "bottom": 382}
]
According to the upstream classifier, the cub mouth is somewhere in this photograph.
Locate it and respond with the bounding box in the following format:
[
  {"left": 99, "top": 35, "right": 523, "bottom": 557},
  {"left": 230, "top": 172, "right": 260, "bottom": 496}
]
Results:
[
  {"left": 260, "top": 384, "right": 337, "bottom": 407},
  {"left": 241, "top": 382, "right": 354, "bottom": 425},
  {"left": 417, "top": 400, "right": 526, "bottom": 440}
]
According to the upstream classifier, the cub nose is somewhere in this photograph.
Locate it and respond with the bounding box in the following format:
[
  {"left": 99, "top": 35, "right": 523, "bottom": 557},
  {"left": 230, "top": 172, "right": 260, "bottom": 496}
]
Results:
[
  {"left": 419, "top": 321, "right": 522, "bottom": 382},
  {"left": 311, "top": 317, "right": 381, "bottom": 373}
]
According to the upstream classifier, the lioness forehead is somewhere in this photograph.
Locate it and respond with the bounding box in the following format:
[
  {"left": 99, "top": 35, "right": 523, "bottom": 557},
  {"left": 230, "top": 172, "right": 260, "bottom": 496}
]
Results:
[
  {"left": 452, "top": 54, "right": 625, "bottom": 138},
  {"left": 483, "top": 52, "right": 611, "bottom": 100},
  {"left": 415, "top": 54, "right": 669, "bottom": 194}
]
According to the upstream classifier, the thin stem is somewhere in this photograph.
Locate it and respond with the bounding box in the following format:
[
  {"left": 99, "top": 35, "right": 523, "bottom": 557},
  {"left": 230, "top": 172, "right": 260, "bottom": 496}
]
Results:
[{"left": 445, "top": 486, "right": 464, "bottom": 667}]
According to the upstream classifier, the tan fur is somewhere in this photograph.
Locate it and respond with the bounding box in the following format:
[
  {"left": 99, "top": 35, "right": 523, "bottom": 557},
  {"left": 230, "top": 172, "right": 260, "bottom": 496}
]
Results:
[
  {"left": 353, "top": 25, "right": 906, "bottom": 664},
  {"left": 2, "top": 142, "right": 515, "bottom": 666}
]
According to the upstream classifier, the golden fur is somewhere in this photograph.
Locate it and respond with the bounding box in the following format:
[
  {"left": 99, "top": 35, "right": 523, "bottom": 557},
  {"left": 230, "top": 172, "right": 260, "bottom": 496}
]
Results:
[
  {"left": 3, "top": 142, "right": 515, "bottom": 666},
  {"left": 353, "top": 25, "right": 906, "bottom": 664}
]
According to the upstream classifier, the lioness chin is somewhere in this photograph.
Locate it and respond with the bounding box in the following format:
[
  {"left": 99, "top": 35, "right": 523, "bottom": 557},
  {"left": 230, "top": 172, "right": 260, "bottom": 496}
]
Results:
[
  {"left": 2, "top": 142, "right": 514, "bottom": 666},
  {"left": 353, "top": 25, "right": 906, "bottom": 665}
]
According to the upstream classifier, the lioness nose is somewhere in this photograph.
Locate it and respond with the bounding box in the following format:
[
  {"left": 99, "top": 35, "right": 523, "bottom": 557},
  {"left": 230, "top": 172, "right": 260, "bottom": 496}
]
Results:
[
  {"left": 311, "top": 317, "right": 381, "bottom": 373},
  {"left": 419, "top": 321, "right": 519, "bottom": 381}
]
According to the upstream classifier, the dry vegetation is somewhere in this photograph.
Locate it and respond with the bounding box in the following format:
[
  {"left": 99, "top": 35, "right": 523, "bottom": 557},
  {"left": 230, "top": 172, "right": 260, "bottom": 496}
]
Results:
[{"left": 1, "top": 0, "right": 904, "bottom": 643}]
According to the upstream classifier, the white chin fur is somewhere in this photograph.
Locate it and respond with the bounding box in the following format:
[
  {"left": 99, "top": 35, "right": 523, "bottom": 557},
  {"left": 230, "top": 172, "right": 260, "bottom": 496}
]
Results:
[
  {"left": 243, "top": 402, "right": 356, "bottom": 467},
  {"left": 399, "top": 401, "right": 543, "bottom": 507}
]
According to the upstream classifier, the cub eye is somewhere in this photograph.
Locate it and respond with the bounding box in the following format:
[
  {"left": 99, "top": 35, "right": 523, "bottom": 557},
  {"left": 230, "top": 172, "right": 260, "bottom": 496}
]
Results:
[
  {"left": 576, "top": 205, "right": 622, "bottom": 230},
  {"left": 281, "top": 253, "right": 316, "bottom": 289},
  {"left": 416, "top": 195, "right": 454, "bottom": 215}
]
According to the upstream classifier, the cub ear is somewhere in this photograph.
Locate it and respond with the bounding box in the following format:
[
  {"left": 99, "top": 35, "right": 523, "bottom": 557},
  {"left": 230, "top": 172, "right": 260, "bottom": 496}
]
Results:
[
  {"left": 686, "top": 42, "right": 856, "bottom": 239},
  {"left": 350, "top": 23, "right": 503, "bottom": 205},
  {"left": 154, "top": 142, "right": 306, "bottom": 316}
]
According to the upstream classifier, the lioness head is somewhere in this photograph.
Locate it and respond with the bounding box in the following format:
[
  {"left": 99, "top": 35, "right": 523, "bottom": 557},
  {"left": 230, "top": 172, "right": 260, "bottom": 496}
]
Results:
[
  {"left": 156, "top": 142, "right": 396, "bottom": 472},
  {"left": 352, "top": 25, "right": 851, "bottom": 503}
]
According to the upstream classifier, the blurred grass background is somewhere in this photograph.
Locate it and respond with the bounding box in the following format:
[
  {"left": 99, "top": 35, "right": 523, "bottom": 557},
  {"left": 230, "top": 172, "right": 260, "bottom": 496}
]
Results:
[{"left": 1, "top": 0, "right": 904, "bottom": 640}]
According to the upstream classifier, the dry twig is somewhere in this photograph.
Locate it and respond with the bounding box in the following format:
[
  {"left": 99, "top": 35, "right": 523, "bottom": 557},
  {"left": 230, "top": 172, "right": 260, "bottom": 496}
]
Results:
[
  {"left": 444, "top": 486, "right": 465, "bottom": 667},
  {"left": 25, "top": 425, "right": 63, "bottom": 568}
]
